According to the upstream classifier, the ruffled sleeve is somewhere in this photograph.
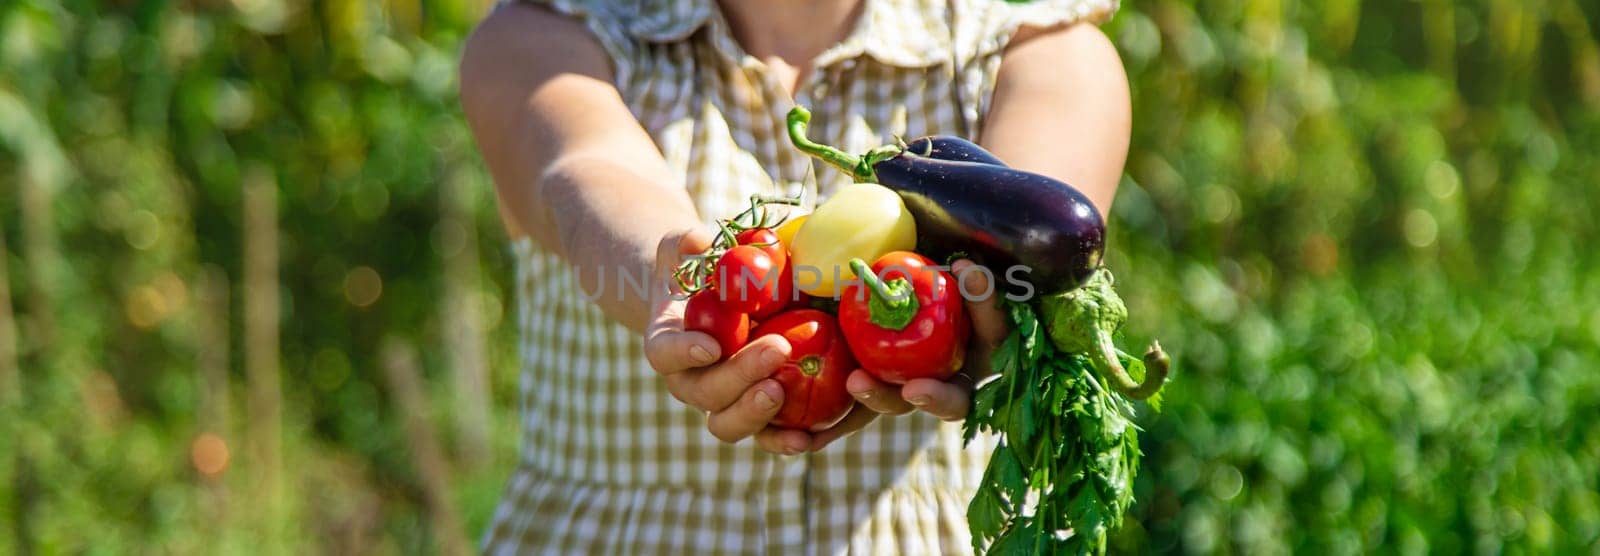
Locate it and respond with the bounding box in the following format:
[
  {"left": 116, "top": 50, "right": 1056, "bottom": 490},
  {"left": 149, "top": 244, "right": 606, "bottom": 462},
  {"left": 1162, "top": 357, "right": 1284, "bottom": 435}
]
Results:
[{"left": 949, "top": 0, "right": 1121, "bottom": 133}]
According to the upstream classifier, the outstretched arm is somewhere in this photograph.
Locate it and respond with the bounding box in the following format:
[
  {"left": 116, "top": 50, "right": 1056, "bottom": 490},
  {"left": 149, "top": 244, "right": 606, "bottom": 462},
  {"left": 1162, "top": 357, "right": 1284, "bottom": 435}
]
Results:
[
  {"left": 459, "top": 3, "right": 798, "bottom": 453},
  {"left": 981, "top": 22, "right": 1133, "bottom": 216},
  {"left": 459, "top": 2, "right": 699, "bottom": 331}
]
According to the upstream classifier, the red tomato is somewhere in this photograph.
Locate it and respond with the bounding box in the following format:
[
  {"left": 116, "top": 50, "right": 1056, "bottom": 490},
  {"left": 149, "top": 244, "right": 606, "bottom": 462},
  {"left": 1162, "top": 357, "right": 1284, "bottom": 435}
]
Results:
[
  {"left": 714, "top": 245, "right": 781, "bottom": 314},
  {"left": 683, "top": 288, "right": 749, "bottom": 363},
  {"left": 735, "top": 228, "right": 786, "bottom": 266},
  {"left": 838, "top": 251, "right": 970, "bottom": 384},
  {"left": 738, "top": 228, "right": 797, "bottom": 321},
  {"left": 749, "top": 265, "right": 799, "bottom": 321},
  {"left": 750, "top": 309, "right": 857, "bottom": 431}
]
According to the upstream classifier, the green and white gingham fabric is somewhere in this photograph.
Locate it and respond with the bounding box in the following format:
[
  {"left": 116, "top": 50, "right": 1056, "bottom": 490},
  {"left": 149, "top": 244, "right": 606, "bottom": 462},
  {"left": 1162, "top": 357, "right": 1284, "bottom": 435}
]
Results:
[{"left": 482, "top": 0, "right": 1117, "bottom": 553}]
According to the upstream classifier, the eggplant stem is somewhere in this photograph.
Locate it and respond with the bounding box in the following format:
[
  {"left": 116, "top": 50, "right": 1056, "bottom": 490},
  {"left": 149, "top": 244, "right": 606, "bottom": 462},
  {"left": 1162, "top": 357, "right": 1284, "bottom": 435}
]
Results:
[
  {"left": 787, "top": 106, "right": 877, "bottom": 181},
  {"left": 1094, "top": 330, "right": 1170, "bottom": 400}
]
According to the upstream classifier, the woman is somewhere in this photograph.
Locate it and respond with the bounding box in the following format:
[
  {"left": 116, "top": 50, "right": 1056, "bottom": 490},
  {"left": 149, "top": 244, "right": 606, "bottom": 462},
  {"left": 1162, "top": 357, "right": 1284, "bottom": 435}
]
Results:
[{"left": 459, "top": 0, "right": 1130, "bottom": 552}]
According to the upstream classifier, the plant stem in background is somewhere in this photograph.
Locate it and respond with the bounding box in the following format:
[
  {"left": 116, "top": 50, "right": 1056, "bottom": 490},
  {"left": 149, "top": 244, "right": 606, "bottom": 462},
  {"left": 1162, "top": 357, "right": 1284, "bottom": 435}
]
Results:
[
  {"left": 0, "top": 226, "right": 17, "bottom": 405},
  {"left": 13, "top": 170, "right": 61, "bottom": 555},
  {"left": 18, "top": 173, "right": 57, "bottom": 371},
  {"left": 196, "top": 264, "right": 233, "bottom": 436},
  {"left": 440, "top": 168, "right": 491, "bottom": 470},
  {"left": 0, "top": 225, "right": 23, "bottom": 555},
  {"left": 381, "top": 339, "right": 471, "bottom": 556},
  {"left": 242, "top": 167, "right": 282, "bottom": 548},
  {"left": 194, "top": 263, "right": 233, "bottom": 542}
]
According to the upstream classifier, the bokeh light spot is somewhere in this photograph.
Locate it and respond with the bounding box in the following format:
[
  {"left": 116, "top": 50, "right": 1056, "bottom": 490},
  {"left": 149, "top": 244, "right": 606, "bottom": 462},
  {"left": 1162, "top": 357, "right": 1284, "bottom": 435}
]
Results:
[
  {"left": 126, "top": 285, "right": 170, "bottom": 329},
  {"left": 80, "top": 371, "right": 127, "bottom": 427},
  {"left": 211, "top": 81, "right": 255, "bottom": 130},
  {"left": 1526, "top": 132, "right": 1559, "bottom": 172},
  {"left": 1212, "top": 465, "right": 1244, "bottom": 501},
  {"left": 311, "top": 347, "right": 352, "bottom": 391},
  {"left": 352, "top": 184, "right": 391, "bottom": 220},
  {"left": 344, "top": 266, "right": 383, "bottom": 307},
  {"left": 125, "top": 210, "right": 162, "bottom": 250},
  {"left": 1301, "top": 233, "right": 1340, "bottom": 276},
  {"left": 480, "top": 290, "right": 504, "bottom": 330},
  {"left": 1403, "top": 209, "right": 1438, "bottom": 247},
  {"left": 1424, "top": 160, "right": 1461, "bottom": 199},
  {"left": 1200, "top": 184, "right": 1239, "bottom": 224},
  {"left": 432, "top": 219, "right": 466, "bottom": 257},
  {"left": 191, "top": 433, "right": 230, "bottom": 478},
  {"left": 153, "top": 272, "right": 189, "bottom": 315}
]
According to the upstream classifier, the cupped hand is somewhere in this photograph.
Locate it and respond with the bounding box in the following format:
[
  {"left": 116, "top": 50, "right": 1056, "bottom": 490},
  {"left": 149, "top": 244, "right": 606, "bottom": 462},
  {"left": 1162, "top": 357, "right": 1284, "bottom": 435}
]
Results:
[
  {"left": 644, "top": 229, "right": 803, "bottom": 453},
  {"left": 806, "top": 259, "right": 1013, "bottom": 451}
]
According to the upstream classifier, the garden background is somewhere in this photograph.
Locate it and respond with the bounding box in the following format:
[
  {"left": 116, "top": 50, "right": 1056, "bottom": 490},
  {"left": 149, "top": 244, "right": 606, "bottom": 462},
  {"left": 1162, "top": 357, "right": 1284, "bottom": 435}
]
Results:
[{"left": 2, "top": 0, "right": 1598, "bottom": 553}]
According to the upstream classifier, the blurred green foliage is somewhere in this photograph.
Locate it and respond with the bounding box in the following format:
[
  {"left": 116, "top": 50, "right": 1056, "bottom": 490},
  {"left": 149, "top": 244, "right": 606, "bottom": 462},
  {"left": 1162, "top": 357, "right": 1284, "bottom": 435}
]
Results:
[
  {"left": 1104, "top": 1, "right": 1600, "bottom": 553},
  {"left": 2, "top": 0, "right": 1597, "bottom": 553}
]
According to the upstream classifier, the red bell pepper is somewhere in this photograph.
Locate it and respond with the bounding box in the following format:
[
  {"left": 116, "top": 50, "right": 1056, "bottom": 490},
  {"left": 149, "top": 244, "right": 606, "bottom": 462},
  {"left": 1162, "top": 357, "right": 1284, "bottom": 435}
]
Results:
[
  {"left": 750, "top": 309, "right": 856, "bottom": 431},
  {"left": 838, "top": 251, "right": 970, "bottom": 384}
]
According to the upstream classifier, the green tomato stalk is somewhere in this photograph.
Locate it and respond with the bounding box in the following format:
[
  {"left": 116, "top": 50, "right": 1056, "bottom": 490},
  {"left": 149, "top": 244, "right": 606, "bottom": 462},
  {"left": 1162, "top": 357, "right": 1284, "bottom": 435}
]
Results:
[{"left": 672, "top": 194, "right": 803, "bottom": 294}]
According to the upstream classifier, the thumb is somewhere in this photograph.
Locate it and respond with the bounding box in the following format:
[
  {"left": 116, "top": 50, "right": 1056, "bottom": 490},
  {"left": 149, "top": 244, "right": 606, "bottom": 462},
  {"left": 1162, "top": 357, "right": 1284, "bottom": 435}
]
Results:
[
  {"left": 657, "top": 228, "right": 715, "bottom": 266},
  {"left": 655, "top": 228, "right": 716, "bottom": 302},
  {"left": 678, "top": 228, "right": 715, "bottom": 257},
  {"left": 655, "top": 228, "right": 716, "bottom": 275},
  {"left": 952, "top": 259, "right": 1009, "bottom": 345}
]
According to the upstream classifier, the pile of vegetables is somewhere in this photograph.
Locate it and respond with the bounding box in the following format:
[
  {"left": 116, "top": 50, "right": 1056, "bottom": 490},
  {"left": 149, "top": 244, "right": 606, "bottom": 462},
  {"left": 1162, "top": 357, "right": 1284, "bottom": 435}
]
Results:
[
  {"left": 676, "top": 105, "right": 1172, "bottom": 553},
  {"left": 673, "top": 191, "right": 972, "bottom": 430}
]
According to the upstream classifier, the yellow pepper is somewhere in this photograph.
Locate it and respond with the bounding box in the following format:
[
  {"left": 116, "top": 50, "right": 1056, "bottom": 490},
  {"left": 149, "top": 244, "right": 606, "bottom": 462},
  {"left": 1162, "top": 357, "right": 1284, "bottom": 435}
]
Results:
[
  {"left": 775, "top": 214, "right": 808, "bottom": 252},
  {"left": 789, "top": 184, "right": 917, "bottom": 297}
]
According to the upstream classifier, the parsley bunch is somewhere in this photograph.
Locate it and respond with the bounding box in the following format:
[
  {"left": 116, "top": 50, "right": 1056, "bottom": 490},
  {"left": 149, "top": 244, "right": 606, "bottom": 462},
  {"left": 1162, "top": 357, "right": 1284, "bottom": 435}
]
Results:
[{"left": 963, "top": 270, "right": 1168, "bottom": 555}]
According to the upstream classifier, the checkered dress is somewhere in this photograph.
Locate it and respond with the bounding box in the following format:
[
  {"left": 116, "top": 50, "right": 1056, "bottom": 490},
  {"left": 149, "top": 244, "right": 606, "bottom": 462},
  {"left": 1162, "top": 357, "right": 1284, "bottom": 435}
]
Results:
[{"left": 481, "top": 0, "right": 1117, "bottom": 553}]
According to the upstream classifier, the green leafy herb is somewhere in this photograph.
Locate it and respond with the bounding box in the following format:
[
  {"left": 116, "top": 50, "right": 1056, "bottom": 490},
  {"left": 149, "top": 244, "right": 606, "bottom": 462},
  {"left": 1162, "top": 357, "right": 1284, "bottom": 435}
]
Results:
[{"left": 963, "top": 270, "right": 1170, "bottom": 554}]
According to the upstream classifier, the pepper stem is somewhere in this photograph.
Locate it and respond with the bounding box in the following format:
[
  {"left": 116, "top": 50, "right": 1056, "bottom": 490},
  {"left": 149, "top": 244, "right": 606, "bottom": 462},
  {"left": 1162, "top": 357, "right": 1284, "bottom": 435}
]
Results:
[
  {"left": 787, "top": 106, "right": 878, "bottom": 181},
  {"left": 849, "top": 258, "right": 919, "bottom": 331},
  {"left": 1092, "top": 330, "right": 1170, "bottom": 400}
]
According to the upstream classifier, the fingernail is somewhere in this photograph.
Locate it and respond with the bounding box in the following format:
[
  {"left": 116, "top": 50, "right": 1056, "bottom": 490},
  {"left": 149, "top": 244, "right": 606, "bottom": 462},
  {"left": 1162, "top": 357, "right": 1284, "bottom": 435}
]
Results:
[
  {"left": 850, "top": 389, "right": 873, "bottom": 400},
  {"left": 908, "top": 396, "right": 930, "bottom": 406},
  {"left": 689, "top": 344, "right": 716, "bottom": 365},
  {"left": 754, "top": 388, "right": 779, "bottom": 409},
  {"left": 786, "top": 440, "right": 806, "bottom": 455}
]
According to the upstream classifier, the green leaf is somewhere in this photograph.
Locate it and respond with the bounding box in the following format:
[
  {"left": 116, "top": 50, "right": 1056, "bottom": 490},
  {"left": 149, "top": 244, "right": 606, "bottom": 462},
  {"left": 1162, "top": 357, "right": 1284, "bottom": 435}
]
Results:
[
  {"left": 995, "top": 445, "right": 1028, "bottom": 512},
  {"left": 1016, "top": 307, "right": 1042, "bottom": 365},
  {"left": 968, "top": 485, "right": 1005, "bottom": 546},
  {"left": 1115, "top": 349, "right": 1145, "bottom": 382},
  {"left": 1144, "top": 389, "right": 1164, "bottom": 413},
  {"left": 987, "top": 526, "right": 1032, "bottom": 556},
  {"left": 1068, "top": 487, "right": 1109, "bottom": 549},
  {"left": 966, "top": 380, "right": 1003, "bottom": 441},
  {"left": 1007, "top": 387, "right": 1040, "bottom": 449},
  {"left": 991, "top": 332, "right": 1021, "bottom": 377}
]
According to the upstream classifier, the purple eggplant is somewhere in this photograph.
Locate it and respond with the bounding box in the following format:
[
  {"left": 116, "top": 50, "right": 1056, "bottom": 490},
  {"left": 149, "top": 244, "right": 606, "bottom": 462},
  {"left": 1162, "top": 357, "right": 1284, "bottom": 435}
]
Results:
[
  {"left": 904, "top": 136, "right": 1006, "bottom": 166},
  {"left": 787, "top": 106, "right": 1104, "bottom": 294}
]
